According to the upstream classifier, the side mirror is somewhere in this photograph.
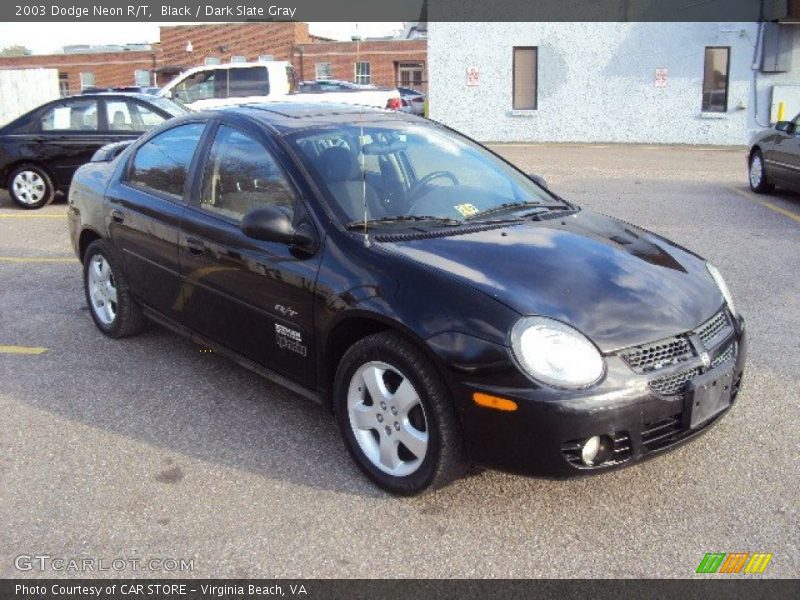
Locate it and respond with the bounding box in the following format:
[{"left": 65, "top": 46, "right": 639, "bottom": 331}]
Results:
[
  {"left": 528, "top": 172, "right": 548, "bottom": 189},
  {"left": 241, "top": 206, "right": 315, "bottom": 250},
  {"left": 775, "top": 120, "right": 795, "bottom": 134}
]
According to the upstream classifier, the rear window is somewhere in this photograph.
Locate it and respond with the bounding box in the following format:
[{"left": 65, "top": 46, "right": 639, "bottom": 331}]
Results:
[
  {"left": 228, "top": 67, "right": 269, "bottom": 98},
  {"left": 40, "top": 99, "right": 99, "bottom": 131}
]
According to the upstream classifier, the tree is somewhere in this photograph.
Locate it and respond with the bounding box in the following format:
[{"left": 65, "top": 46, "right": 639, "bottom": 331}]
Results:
[{"left": 0, "top": 45, "right": 32, "bottom": 57}]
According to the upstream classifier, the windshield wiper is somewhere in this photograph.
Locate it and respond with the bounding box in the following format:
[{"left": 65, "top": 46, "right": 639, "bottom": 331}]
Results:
[
  {"left": 467, "top": 201, "right": 546, "bottom": 221},
  {"left": 345, "top": 215, "right": 462, "bottom": 230}
]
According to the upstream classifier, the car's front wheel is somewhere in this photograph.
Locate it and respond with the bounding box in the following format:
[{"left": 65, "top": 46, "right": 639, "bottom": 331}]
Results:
[
  {"left": 83, "top": 239, "right": 145, "bottom": 338},
  {"left": 334, "top": 331, "right": 468, "bottom": 495},
  {"left": 8, "top": 164, "right": 55, "bottom": 209},
  {"left": 749, "top": 149, "right": 774, "bottom": 194}
]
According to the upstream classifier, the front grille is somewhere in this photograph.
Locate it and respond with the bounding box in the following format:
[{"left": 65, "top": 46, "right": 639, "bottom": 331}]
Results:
[
  {"left": 711, "top": 343, "right": 736, "bottom": 369},
  {"left": 695, "top": 310, "right": 732, "bottom": 348},
  {"left": 649, "top": 367, "right": 702, "bottom": 397},
  {"left": 561, "top": 432, "right": 632, "bottom": 468},
  {"left": 620, "top": 337, "right": 694, "bottom": 373},
  {"left": 641, "top": 414, "right": 683, "bottom": 451}
]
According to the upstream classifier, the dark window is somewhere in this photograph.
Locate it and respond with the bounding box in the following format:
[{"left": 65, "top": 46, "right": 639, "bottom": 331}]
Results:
[
  {"left": 702, "top": 47, "right": 730, "bottom": 113},
  {"left": 40, "top": 99, "right": 99, "bottom": 131},
  {"left": 200, "top": 125, "right": 294, "bottom": 222},
  {"left": 228, "top": 67, "right": 269, "bottom": 98},
  {"left": 513, "top": 47, "right": 538, "bottom": 110},
  {"left": 512, "top": 47, "right": 539, "bottom": 110},
  {"left": 128, "top": 123, "right": 205, "bottom": 199}
]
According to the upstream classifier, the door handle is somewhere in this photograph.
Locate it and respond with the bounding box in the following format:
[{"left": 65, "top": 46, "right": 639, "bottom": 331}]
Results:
[
  {"left": 111, "top": 209, "right": 124, "bottom": 223},
  {"left": 185, "top": 237, "right": 206, "bottom": 255}
]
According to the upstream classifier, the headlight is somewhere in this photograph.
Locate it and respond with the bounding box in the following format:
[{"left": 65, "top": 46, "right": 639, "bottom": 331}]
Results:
[
  {"left": 706, "top": 262, "right": 736, "bottom": 317},
  {"left": 510, "top": 317, "right": 604, "bottom": 388}
]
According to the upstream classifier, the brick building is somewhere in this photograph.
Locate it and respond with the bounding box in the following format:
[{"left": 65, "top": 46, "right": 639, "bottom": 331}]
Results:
[
  {"left": 156, "top": 22, "right": 324, "bottom": 84},
  {"left": 0, "top": 47, "right": 157, "bottom": 96},
  {"left": 293, "top": 39, "right": 427, "bottom": 91},
  {"left": 0, "top": 23, "right": 427, "bottom": 96}
]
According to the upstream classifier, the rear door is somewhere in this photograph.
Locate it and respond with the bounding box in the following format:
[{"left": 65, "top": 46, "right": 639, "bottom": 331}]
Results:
[
  {"left": 33, "top": 97, "right": 109, "bottom": 188},
  {"left": 107, "top": 121, "right": 208, "bottom": 319},
  {"left": 178, "top": 121, "right": 320, "bottom": 384},
  {"left": 104, "top": 97, "right": 172, "bottom": 138}
]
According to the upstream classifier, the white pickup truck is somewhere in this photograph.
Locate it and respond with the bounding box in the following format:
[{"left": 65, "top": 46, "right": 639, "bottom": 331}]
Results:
[{"left": 158, "top": 61, "right": 402, "bottom": 111}]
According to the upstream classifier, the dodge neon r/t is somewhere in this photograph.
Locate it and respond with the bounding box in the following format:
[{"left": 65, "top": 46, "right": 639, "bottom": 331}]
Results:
[{"left": 67, "top": 103, "right": 746, "bottom": 494}]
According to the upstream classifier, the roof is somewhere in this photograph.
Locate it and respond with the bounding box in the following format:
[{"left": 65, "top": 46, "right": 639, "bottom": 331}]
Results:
[{"left": 215, "top": 102, "right": 419, "bottom": 133}]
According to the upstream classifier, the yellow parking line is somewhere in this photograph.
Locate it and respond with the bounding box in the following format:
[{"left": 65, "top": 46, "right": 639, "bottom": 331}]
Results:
[
  {"left": 728, "top": 186, "right": 800, "bottom": 224},
  {"left": 0, "top": 213, "right": 65, "bottom": 218},
  {"left": 0, "top": 256, "right": 77, "bottom": 263},
  {"left": 0, "top": 345, "right": 48, "bottom": 355}
]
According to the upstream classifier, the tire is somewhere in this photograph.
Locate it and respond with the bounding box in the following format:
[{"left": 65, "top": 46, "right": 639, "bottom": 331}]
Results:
[
  {"left": 334, "top": 331, "right": 468, "bottom": 495},
  {"left": 8, "top": 164, "right": 55, "bottom": 209},
  {"left": 83, "top": 239, "right": 145, "bottom": 338},
  {"left": 749, "top": 149, "right": 774, "bottom": 194}
]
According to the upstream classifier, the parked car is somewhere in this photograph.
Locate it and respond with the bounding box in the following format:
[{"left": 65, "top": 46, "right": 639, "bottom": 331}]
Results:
[
  {"left": 68, "top": 104, "right": 746, "bottom": 495},
  {"left": 82, "top": 86, "right": 160, "bottom": 95},
  {"left": 159, "top": 62, "right": 401, "bottom": 111},
  {"left": 0, "top": 93, "right": 185, "bottom": 209},
  {"left": 397, "top": 86, "right": 426, "bottom": 116},
  {"left": 748, "top": 115, "right": 800, "bottom": 193},
  {"left": 299, "top": 80, "right": 377, "bottom": 93}
]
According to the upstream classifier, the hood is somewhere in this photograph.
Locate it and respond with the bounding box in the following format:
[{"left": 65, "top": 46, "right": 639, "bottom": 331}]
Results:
[{"left": 377, "top": 210, "right": 724, "bottom": 353}]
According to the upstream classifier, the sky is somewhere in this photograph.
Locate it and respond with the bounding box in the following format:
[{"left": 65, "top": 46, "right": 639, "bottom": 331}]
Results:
[{"left": 0, "top": 22, "right": 404, "bottom": 54}]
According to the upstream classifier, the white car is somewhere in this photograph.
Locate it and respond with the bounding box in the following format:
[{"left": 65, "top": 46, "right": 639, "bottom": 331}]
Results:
[{"left": 159, "top": 62, "right": 401, "bottom": 111}]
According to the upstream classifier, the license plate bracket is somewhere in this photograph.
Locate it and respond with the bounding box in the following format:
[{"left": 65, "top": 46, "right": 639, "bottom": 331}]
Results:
[{"left": 686, "top": 366, "right": 734, "bottom": 429}]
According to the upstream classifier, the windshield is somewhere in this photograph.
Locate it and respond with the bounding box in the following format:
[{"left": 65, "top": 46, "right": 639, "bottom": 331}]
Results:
[
  {"left": 288, "top": 121, "right": 566, "bottom": 228},
  {"left": 146, "top": 96, "right": 188, "bottom": 117}
]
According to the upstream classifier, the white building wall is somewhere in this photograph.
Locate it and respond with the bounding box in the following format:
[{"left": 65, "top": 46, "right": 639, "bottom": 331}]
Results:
[
  {"left": 429, "top": 22, "right": 773, "bottom": 145},
  {"left": 0, "top": 69, "right": 60, "bottom": 127}
]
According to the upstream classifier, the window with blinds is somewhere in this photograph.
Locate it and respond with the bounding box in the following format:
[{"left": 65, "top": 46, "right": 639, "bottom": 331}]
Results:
[{"left": 513, "top": 47, "right": 538, "bottom": 110}]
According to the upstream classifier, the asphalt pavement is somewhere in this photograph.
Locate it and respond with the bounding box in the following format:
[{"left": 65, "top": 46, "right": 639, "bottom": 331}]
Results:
[{"left": 0, "top": 143, "right": 797, "bottom": 578}]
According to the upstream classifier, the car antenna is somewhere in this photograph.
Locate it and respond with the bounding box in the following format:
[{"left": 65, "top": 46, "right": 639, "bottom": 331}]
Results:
[{"left": 356, "top": 23, "right": 370, "bottom": 247}]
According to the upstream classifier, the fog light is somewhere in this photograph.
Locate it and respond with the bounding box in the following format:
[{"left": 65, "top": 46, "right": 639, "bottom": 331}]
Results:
[{"left": 581, "top": 436, "right": 602, "bottom": 465}]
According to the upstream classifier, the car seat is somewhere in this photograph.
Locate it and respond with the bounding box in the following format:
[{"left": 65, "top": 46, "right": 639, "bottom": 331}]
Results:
[{"left": 317, "top": 146, "right": 378, "bottom": 222}]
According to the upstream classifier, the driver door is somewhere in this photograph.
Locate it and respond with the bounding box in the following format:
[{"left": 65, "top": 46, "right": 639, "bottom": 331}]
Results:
[{"left": 178, "top": 121, "right": 321, "bottom": 385}]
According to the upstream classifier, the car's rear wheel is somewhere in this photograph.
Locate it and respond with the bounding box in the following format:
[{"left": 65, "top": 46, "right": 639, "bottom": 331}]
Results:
[
  {"left": 83, "top": 239, "right": 145, "bottom": 338},
  {"left": 334, "top": 331, "right": 468, "bottom": 495},
  {"left": 749, "top": 149, "right": 774, "bottom": 194},
  {"left": 8, "top": 164, "right": 55, "bottom": 209}
]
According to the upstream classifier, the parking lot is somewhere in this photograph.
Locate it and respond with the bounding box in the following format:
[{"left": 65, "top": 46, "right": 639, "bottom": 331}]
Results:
[{"left": 0, "top": 143, "right": 798, "bottom": 578}]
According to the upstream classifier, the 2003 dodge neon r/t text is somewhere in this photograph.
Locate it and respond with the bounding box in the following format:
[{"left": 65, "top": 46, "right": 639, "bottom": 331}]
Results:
[{"left": 67, "top": 103, "right": 746, "bottom": 495}]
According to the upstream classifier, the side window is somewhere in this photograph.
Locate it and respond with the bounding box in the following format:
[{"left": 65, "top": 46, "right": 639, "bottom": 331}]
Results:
[
  {"left": 200, "top": 125, "right": 294, "bottom": 222},
  {"left": 127, "top": 123, "right": 205, "bottom": 199},
  {"left": 131, "top": 101, "right": 167, "bottom": 130},
  {"left": 228, "top": 67, "right": 269, "bottom": 98},
  {"left": 40, "top": 99, "right": 99, "bottom": 131},
  {"left": 172, "top": 70, "right": 222, "bottom": 104},
  {"left": 106, "top": 100, "right": 134, "bottom": 131}
]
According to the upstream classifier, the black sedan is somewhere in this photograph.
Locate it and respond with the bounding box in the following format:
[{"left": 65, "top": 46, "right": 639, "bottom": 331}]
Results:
[
  {"left": 748, "top": 114, "right": 800, "bottom": 193},
  {"left": 0, "top": 93, "right": 184, "bottom": 209},
  {"left": 67, "top": 104, "right": 746, "bottom": 494}
]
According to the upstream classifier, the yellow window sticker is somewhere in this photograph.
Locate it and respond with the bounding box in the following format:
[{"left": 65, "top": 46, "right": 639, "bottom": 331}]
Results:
[{"left": 454, "top": 203, "right": 479, "bottom": 217}]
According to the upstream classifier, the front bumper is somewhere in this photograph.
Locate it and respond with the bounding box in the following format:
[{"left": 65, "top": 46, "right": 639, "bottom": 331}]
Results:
[{"left": 443, "top": 313, "right": 747, "bottom": 478}]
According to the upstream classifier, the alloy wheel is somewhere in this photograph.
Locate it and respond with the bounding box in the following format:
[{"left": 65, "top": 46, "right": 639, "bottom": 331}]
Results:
[
  {"left": 87, "top": 255, "right": 118, "bottom": 325},
  {"left": 347, "top": 361, "right": 429, "bottom": 477}
]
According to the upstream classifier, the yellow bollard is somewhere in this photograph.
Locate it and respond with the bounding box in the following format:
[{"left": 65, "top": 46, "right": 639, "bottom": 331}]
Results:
[{"left": 777, "top": 101, "right": 786, "bottom": 122}]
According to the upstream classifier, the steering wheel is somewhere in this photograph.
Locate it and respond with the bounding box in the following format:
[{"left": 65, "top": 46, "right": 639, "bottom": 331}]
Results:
[{"left": 406, "top": 171, "right": 460, "bottom": 205}]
